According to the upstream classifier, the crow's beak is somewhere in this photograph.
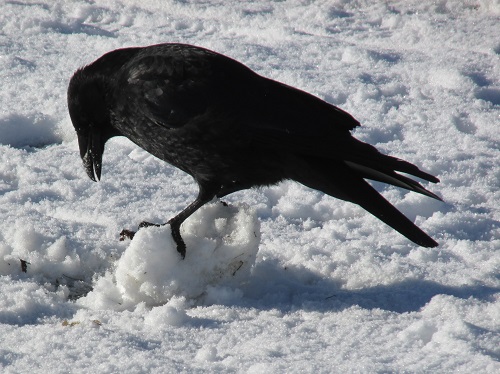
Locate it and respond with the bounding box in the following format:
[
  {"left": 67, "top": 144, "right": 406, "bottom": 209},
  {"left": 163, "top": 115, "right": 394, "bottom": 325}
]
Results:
[{"left": 78, "top": 132, "right": 103, "bottom": 182}]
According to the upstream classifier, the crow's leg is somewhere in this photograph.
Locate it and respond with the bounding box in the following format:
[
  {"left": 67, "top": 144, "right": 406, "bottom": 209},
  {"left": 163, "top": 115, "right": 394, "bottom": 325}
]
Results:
[
  {"left": 166, "top": 183, "right": 220, "bottom": 258},
  {"left": 121, "top": 183, "right": 219, "bottom": 258}
]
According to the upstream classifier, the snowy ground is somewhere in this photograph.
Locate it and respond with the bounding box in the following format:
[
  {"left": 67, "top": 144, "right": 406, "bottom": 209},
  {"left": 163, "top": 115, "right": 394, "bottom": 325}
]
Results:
[{"left": 1, "top": 0, "right": 499, "bottom": 372}]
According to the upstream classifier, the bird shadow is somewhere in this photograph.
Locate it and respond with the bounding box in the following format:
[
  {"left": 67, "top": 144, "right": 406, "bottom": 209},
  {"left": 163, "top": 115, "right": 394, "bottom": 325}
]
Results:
[
  {"left": 322, "top": 279, "right": 498, "bottom": 313},
  {"left": 2, "top": 249, "right": 497, "bottom": 327},
  {"left": 228, "top": 259, "right": 499, "bottom": 314},
  {"left": 184, "top": 258, "right": 499, "bottom": 331}
]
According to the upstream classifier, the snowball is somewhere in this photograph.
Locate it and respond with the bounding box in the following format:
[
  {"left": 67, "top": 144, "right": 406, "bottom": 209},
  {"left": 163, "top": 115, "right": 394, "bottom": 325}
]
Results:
[{"left": 79, "top": 202, "right": 260, "bottom": 310}]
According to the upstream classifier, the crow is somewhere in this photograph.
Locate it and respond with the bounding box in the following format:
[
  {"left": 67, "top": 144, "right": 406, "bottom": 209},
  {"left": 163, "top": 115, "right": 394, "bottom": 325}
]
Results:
[{"left": 67, "top": 43, "right": 442, "bottom": 258}]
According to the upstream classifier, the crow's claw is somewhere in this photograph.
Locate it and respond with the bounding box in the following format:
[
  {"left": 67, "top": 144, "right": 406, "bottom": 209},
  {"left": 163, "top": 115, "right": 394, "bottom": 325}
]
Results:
[
  {"left": 138, "top": 221, "right": 162, "bottom": 228},
  {"left": 128, "top": 221, "right": 186, "bottom": 259},
  {"left": 119, "top": 229, "right": 136, "bottom": 241},
  {"left": 119, "top": 223, "right": 160, "bottom": 241}
]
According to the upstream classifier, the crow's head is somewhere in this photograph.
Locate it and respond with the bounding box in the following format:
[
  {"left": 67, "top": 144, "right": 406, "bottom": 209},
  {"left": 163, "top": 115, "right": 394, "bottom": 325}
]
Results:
[{"left": 67, "top": 70, "right": 119, "bottom": 181}]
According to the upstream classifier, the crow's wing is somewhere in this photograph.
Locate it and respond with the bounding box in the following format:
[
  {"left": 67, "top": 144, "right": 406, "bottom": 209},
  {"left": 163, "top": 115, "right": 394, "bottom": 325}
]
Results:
[
  {"left": 116, "top": 54, "right": 213, "bottom": 128},
  {"left": 114, "top": 44, "right": 267, "bottom": 131},
  {"left": 111, "top": 44, "right": 439, "bottom": 197},
  {"left": 116, "top": 43, "right": 360, "bottom": 133},
  {"left": 242, "top": 77, "right": 441, "bottom": 197}
]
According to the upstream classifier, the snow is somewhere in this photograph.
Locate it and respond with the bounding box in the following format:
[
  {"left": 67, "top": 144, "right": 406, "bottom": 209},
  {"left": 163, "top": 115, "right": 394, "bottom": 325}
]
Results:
[{"left": 0, "top": 0, "right": 499, "bottom": 372}]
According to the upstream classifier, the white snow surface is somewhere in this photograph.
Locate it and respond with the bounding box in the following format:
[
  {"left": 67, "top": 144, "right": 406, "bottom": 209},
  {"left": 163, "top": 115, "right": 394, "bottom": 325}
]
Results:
[{"left": 0, "top": 0, "right": 499, "bottom": 372}]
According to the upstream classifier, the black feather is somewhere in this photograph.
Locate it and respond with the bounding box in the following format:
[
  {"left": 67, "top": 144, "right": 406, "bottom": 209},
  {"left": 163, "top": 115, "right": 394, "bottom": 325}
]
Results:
[{"left": 68, "top": 43, "right": 442, "bottom": 257}]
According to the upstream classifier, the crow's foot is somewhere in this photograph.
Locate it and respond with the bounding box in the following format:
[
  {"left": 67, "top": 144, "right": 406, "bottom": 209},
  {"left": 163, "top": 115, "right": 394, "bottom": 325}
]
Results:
[
  {"left": 166, "top": 218, "right": 186, "bottom": 259},
  {"left": 120, "top": 221, "right": 186, "bottom": 259},
  {"left": 119, "top": 222, "right": 161, "bottom": 241},
  {"left": 139, "top": 221, "right": 163, "bottom": 228},
  {"left": 119, "top": 229, "right": 136, "bottom": 241}
]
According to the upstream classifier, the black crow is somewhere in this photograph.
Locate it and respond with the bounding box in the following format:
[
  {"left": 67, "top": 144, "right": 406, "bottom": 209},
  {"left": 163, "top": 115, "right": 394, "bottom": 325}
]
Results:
[{"left": 67, "top": 43, "right": 441, "bottom": 258}]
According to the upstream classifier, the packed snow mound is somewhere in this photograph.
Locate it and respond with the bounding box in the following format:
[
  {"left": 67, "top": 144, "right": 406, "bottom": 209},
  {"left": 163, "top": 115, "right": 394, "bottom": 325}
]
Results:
[{"left": 79, "top": 202, "right": 260, "bottom": 310}]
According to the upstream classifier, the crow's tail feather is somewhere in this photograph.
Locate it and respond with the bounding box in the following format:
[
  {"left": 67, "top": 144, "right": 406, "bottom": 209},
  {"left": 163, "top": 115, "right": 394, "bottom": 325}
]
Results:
[
  {"left": 297, "top": 160, "right": 438, "bottom": 247},
  {"left": 345, "top": 160, "right": 442, "bottom": 201}
]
